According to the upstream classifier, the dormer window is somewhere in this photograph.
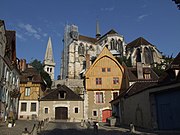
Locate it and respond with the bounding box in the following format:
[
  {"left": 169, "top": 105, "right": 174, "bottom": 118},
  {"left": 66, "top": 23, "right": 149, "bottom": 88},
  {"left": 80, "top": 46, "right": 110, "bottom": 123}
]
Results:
[
  {"left": 58, "top": 91, "right": 66, "bottom": 99},
  {"left": 27, "top": 76, "right": 33, "bottom": 81},
  {"left": 144, "top": 73, "right": 151, "bottom": 79}
]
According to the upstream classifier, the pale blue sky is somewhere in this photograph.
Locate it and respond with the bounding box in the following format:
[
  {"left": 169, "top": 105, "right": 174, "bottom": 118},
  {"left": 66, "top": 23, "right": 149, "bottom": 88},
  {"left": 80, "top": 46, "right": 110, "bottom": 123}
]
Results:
[{"left": 1, "top": 0, "right": 180, "bottom": 79}]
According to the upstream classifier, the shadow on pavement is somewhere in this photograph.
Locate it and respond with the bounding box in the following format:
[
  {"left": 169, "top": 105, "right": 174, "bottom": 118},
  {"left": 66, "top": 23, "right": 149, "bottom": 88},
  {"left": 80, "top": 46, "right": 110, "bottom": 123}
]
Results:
[{"left": 39, "top": 128, "right": 136, "bottom": 135}]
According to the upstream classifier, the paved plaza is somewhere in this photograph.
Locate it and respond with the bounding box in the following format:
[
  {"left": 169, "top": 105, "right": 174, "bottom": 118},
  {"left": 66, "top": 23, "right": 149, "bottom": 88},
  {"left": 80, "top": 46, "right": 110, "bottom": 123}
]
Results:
[{"left": 0, "top": 120, "right": 180, "bottom": 135}]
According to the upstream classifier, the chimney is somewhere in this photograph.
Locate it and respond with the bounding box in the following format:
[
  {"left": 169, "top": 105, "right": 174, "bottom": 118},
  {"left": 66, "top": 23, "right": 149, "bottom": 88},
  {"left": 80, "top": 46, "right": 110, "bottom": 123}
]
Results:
[
  {"left": 20, "top": 59, "right": 27, "bottom": 71},
  {"left": 86, "top": 54, "right": 90, "bottom": 69},
  {"left": 137, "top": 62, "right": 144, "bottom": 79}
]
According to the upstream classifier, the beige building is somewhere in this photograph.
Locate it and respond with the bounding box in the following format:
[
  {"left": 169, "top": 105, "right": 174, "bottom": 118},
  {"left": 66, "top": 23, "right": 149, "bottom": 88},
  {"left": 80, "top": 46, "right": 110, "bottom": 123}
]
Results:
[
  {"left": 85, "top": 47, "right": 124, "bottom": 122},
  {"left": 39, "top": 85, "right": 84, "bottom": 122}
]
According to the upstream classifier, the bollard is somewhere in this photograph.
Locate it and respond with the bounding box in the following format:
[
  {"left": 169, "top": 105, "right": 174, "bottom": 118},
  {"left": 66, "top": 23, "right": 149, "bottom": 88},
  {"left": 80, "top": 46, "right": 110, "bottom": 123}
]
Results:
[
  {"left": 130, "top": 122, "right": 135, "bottom": 133},
  {"left": 22, "top": 127, "right": 30, "bottom": 135},
  {"left": 81, "top": 119, "right": 84, "bottom": 127},
  {"left": 93, "top": 121, "right": 98, "bottom": 135}
]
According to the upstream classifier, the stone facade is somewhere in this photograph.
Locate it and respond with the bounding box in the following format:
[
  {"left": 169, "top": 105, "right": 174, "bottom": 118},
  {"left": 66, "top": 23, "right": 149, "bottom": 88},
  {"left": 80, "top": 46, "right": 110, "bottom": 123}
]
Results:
[
  {"left": 39, "top": 100, "right": 84, "bottom": 122},
  {"left": 0, "top": 21, "right": 20, "bottom": 122},
  {"left": 60, "top": 24, "right": 163, "bottom": 80}
]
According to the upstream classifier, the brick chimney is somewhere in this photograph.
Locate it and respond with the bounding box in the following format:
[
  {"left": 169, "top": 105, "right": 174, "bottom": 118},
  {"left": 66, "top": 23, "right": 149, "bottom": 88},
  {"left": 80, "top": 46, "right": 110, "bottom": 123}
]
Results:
[
  {"left": 20, "top": 59, "right": 27, "bottom": 71},
  {"left": 86, "top": 54, "right": 90, "bottom": 69},
  {"left": 137, "top": 62, "right": 144, "bottom": 79}
]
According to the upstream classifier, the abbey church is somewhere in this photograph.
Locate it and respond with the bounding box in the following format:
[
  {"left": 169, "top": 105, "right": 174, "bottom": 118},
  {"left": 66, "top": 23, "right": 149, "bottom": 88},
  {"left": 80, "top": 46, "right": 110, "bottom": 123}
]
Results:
[{"left": 60, "top": 22, "right": 163, "bottom": 79}]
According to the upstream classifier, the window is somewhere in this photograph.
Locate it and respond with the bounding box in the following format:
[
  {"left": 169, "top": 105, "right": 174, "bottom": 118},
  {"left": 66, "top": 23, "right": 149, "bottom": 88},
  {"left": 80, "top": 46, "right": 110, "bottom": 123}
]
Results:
[
  {"left": 45, "top": 108, "right": 48, "bottom": 114},
  {"left": 102, "top": 68, "right": 106, "bottom": 72},
  {"left": 58, "top": 91, "right": 66, "bottom": 99},
  {"left": 50, "top": 68, "right": 52, "bottom": 72},
  {"left": 96, "top": 92, "right": 104, "bottom": 103},
  {"left": 31, "top": 103, "right": 36, "bottom": 112},
  {"left": 75, "top": 107, "right": 79, "bottom": 113},
  {"left": 113, "top": 77, "right": 119, "bottom": 84},
  {"left": 113, "top": 92, "right": 119, "bottom": 100},
  {"left": 47, "top": 67, "right": 49, "bottom": 72},
  {"left": 93, "top": 110, "right": 97, "bottom": 116},
  {"left": 107, "top": 68, "right": 111, "bottom": 72},
  {"left": 25, "top": 87, "right": 31, "bottom": 96},
  {"left": 21, "top": 103, "right": 27, "bottom": 111},
  {"left": 78, "top": 43, "right": 84, "bottom": 55},
  {"left": 27, "top": 76, "right": 33, "bottom": 81},
  {"left": 144, "top": 74, "right": 151, "bottom": 79},
  {"left": 96, "top": 78, "right": 102, "bottom": 85}
]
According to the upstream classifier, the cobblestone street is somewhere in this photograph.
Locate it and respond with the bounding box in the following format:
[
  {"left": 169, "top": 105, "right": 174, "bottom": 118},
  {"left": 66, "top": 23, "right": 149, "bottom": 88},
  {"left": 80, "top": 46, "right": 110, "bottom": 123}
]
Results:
[{"left": 0, "top": 120, "right": 37, "bottom": 135}]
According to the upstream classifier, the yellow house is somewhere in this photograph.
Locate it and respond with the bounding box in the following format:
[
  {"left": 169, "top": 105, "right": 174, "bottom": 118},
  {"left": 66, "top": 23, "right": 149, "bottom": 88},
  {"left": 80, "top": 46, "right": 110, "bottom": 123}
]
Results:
[
  {"left": 18, "top": 63, "right": 45, "bottom": 120},
  {"left": 85, "top": 47, "right": 124, "bottom": 122}
]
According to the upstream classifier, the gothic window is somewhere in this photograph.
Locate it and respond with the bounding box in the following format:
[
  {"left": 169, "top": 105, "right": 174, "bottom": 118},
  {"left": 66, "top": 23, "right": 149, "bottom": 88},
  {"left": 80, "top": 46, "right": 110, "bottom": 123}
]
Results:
[
  {"left": 117, "top": 39, "right": 123, "bottom": 55},
  {"left": 144, "top": 47, "right": 153, "bottom": 65},
  {"left": 136, "top": 48, "right": 141, "bottom": 62},
  {"left": 78, "top": 43, "right": 84, "bottom": 55},
  {"left": 110, "top": 38, "right": 116, "bottom": 50}
]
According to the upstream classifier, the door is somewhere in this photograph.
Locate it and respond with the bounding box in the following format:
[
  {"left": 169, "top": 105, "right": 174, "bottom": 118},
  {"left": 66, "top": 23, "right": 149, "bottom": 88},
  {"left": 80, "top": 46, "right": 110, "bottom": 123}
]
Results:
[
  {"left": 55, "top": 107, "right": 68, "bottom": 120},
  {"left": 102, "top": 109, "right": 112, "bottom": 122},
  {"left": 156, "top": 90, "right": 180, "bottom": 130}
]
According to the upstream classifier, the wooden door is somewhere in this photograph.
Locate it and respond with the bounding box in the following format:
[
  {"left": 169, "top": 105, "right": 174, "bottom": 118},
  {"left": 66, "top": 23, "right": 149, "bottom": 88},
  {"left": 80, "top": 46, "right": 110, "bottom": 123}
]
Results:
[
  {"left": 102, "top": 109, "right": 112, "bottom": 122},
  {"left": 55, "top": 107, "right": 68, "bottom": 120}
]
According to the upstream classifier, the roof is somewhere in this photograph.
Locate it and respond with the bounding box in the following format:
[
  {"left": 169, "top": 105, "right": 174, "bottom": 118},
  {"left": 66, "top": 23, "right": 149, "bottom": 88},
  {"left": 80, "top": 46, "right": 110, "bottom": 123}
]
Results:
[
  {"left": 126, "top": 37, "right": 152, "bottom": 49},
  {"left": 85, "top": 46, "right": 124, "bottom": 76},
  {"left": 110, "top": 81, "right": 158, "bottom": 103},
  {"left": 79, "top": 35, "right": 97, "bottom": 44},
  {"left": 158, "top": 52, "right": 180, "bottom": 83},
  {"left": 98, "top": 29, "right": 119, "bottom": 40},
  {"left": 126, "top": 67, "right": 159, "bottom": 81},
  {"left": 20, "top": 67, "right": 43, "bottom": 83},
  {"left": 40, "top": 85, "right": 83, "bottom": 101},
  {"left": 123, "top": 81, "right": 158, "bottom": 97}
]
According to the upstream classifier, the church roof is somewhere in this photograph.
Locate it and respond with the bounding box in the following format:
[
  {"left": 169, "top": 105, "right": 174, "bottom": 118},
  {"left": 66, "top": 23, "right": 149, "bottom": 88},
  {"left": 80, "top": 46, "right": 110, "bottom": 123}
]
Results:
[
  {"left": 44, "top": 37, "right": 55, "bottom": 63},
  {"left": 40, "top": 85, "right": 83, "bottom": 101},
  {"left": 98, "top": 29, "right": 118, "bottom": 40},
  {"left": 79, "top": 35, "right": 97, "bottom": 43},
  {"left": 126, "top": 37, "right": 152, "bottom": 48}
]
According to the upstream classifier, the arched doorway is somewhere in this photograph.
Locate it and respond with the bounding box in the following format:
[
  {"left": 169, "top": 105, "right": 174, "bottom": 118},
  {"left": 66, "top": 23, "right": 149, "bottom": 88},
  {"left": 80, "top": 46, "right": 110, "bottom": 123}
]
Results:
[
  {"left": 55, "top": 107, "right": 68, "bottom": 120},
  {"left": 102, "top": 109, "right": 112, "bottom": 122}
]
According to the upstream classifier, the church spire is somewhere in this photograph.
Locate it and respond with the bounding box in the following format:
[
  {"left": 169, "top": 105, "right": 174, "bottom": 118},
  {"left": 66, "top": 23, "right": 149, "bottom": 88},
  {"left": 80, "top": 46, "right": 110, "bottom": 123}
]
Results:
[
  {"left": 44, "top": 37, "right": 54, "bottom": 62},
  {"left": 96, "top": 20, "right": 101, "bottom": 39},
  {"left": 44, "top": 37, "right": 56, "bottom": 80}
]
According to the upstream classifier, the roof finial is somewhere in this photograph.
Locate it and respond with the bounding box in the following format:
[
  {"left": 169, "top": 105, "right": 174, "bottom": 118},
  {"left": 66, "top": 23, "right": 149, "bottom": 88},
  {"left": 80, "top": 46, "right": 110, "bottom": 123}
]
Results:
[{"left": 96, "top": 20, "right": 101, "bottom": 39}]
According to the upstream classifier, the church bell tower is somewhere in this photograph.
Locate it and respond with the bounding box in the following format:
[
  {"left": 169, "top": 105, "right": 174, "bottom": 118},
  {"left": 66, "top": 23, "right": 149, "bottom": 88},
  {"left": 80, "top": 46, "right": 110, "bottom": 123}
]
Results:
[{"left": 43, "top": 37, "right": 56, "bottom": 80}]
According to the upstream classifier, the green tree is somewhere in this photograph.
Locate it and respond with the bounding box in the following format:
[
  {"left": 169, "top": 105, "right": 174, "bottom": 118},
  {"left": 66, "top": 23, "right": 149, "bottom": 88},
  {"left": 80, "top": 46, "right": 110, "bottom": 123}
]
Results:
[{"left": 29, "top": 59, "right": 52, "bottom": 88}]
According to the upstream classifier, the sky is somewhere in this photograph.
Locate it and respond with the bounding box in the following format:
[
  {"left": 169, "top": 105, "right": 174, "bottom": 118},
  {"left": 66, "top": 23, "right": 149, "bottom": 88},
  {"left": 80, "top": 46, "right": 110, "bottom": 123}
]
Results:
[{"left": 1, "top": 0, "right": 180, "bottom": 79}]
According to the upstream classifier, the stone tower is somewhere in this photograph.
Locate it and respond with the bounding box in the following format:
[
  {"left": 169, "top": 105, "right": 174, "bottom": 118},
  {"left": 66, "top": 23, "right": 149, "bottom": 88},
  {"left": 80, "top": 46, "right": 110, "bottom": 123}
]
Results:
[{"left": 43, "top": 37, "right": 55, "bottom": 80}]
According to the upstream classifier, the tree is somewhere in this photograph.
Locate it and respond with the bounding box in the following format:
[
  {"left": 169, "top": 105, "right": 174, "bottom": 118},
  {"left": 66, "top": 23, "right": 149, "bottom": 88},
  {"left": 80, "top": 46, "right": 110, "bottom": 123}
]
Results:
[
  {"left": 29, "top": 59, "right": 52, "bottom": 88},
  {"left": 153, "top": 55, "right": 174, "bottom": 76}
]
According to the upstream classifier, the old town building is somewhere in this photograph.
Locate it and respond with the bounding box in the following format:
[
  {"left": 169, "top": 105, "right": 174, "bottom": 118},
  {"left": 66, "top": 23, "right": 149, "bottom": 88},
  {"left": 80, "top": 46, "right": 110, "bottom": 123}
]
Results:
[
  {"left": 18, "top": 62, "right": 45, "bottom": 120},
  {"left": 0, "top": 20, "right": 20, "bottom": 122},
  {"left": 85, "top": 47, "right": 124, "bottom": 122}
]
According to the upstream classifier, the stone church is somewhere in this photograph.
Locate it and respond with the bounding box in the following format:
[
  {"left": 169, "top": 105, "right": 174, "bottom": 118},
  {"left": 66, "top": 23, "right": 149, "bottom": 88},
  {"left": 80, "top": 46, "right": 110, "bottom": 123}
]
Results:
[{"left": 60, "top": 22, "right": 163, "bottom": 80}]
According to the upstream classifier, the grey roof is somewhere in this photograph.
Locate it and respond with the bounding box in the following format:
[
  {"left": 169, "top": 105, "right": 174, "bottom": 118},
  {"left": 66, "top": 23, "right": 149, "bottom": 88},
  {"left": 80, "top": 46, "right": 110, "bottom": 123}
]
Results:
[{"left": 40, "top": 85, "right": 83, "bottom": 101}]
